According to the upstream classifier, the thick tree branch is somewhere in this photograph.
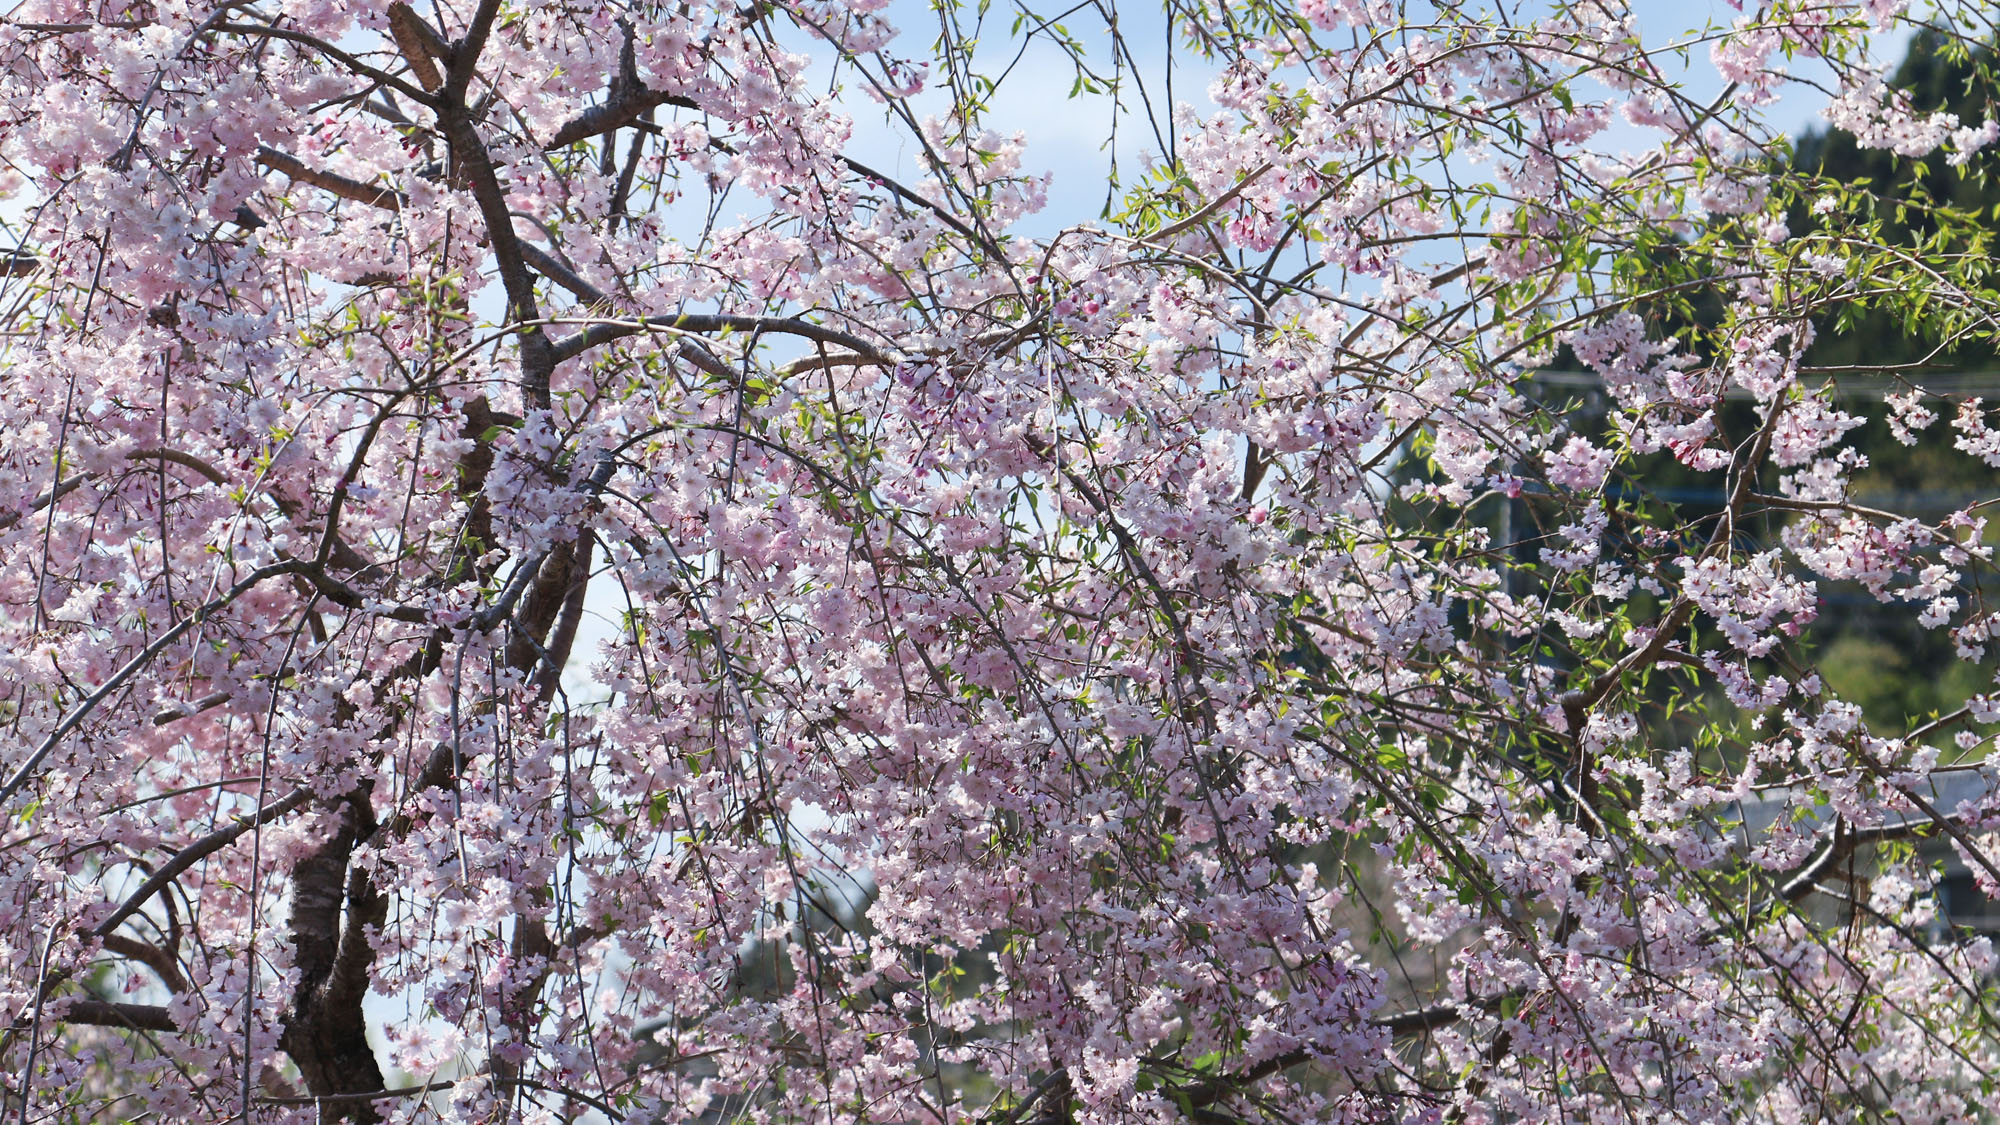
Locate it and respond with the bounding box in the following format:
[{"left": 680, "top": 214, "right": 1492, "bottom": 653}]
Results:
[
  {"left": 546, "top": 86, "right": 696, "bottom": 149},
  {"left": 93, "top": 786, "right": 314, "bottom": 937},
  {"left": 279, "top": 793, "right": 388, "bottom": 1122},
  {"left": 150, "top": 691, "right": 232, "bottom": 726},
  {"left": 0, "top": 560, "right": 312, "bottom": 810},
  {"left": 386, "top": 2, "right": 448, "bottom": 92},
  {"left": 99, "top": 934, "right": 187, "bottom": 993},
  {"left": 549, "top": 312, "right": 898, "bottom": 366},
  {"left": 438, "top": 106, "right": 556, "bottom": 405},
  {"left": 34, "top": 1000, "right": 177, "bottom": 1033},
  {"left": 443, "top": 0, "right": 505, "bottom": 102},
  {"left": 253, "top": 148, "right": 855, "bottom": 387},
  {"left": 531, "top": 532, "right": 595, "bottom": 704},
  {"left": 256, "top": 147, "right": 404, "bottom": 210}
]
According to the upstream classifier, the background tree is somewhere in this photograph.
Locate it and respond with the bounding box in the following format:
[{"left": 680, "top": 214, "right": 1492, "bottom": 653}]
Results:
[
  {"left": 7, "top": 1, "right": 2000, "bottom": 1123},
  {"left": 1787, "top": 28, "right": 2000, "bottom": 732}
]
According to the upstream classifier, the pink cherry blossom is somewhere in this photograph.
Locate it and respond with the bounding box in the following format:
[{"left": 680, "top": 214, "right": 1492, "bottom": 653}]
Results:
[{"left": 4, "top": 1, "right": 2000, "bottom": 1123}]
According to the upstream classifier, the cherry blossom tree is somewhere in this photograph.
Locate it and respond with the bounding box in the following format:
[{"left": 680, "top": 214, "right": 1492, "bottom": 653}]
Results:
[{"left": 8, "top": 0, "right": 2000, "bottom": 1120}]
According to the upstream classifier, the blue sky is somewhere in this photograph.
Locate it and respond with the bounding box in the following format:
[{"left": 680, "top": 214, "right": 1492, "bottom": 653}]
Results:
[{"left": 818, "top": 0, "right": 1918, "bottom": 238}]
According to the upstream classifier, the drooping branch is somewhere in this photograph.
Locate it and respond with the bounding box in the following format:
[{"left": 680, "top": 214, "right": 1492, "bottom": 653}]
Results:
[
  {"left": 212, "top": 21, "right": 437, "bottom": 103},
  {"left": 0, "top": 445, "right": 227, "bottom": 533},
  {"left": 252, "top": 147, "right": 903, "bottom": 384}
]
